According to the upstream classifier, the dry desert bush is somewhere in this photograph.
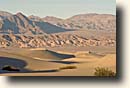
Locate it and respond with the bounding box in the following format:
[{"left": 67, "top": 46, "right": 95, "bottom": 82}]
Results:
[{"left": 94, "top": 67, "right": 116, "bottom": 76}]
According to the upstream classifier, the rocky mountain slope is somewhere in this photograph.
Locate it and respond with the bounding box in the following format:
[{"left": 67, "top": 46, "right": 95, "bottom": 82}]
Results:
[
  {"left": 30, "top": 13, "right": 116, "bottom": 31},
  {"left": 0, "top": 11, "right": 116, "bottom": 48},
  {"left": 0, "top": 11, "right": 116, "bottom": 34},
  {"left": 0, "top": 33, "right": 115, "bottom": 48},
  {"left": 0, "top": 11, "right": 70, "bottom": 34}
]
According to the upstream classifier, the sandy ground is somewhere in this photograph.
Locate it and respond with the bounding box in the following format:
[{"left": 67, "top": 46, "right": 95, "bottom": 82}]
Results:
[{"left": 0, "top": 46, "right": 116, "bottom": 76}]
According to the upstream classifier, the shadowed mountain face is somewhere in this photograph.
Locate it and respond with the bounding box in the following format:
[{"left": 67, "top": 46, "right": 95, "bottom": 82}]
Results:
[
  {"left": 34, "top": 21, "right": 71, "bottom": 34},
  {"left": 30, "top": 13, "right": 116, "bottom": 31},
  {"left": 0, "top": 11, "right": 72, "bottom": 34},
  {"left": 0, "top": 11, "right": 116, "bottom": 35}
]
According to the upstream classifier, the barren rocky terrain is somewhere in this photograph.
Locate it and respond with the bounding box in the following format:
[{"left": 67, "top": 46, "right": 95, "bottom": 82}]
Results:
[
  {"left": 0, "top": 32, "right": 116, "bottom": 48},
  {"left": 0, "top": 11, "right": 116, "bottom": 48},
  {"left": 0, "top": 11, "right": 116, "bottom": 76},
  {"left": 31, "top": 13, "right": 116, "bottom": 31}
]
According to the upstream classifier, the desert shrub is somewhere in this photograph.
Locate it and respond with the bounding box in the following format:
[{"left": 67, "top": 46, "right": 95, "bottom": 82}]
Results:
[
  {"left": 94, "top": 67, "right": 116, "bottom": 76},
  {"left": 59, "top": 66, "right": 77, "bottom": 70}
]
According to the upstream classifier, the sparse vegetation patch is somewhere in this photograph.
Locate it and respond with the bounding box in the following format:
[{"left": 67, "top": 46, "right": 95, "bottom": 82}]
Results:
[{"left": 94, "top": 67, "right": 116, "bottom": 76}]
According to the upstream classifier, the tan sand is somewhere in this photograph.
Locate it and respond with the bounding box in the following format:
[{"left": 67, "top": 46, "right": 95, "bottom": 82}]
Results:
[{"left": 0, "top": 47, "right": 116, "bottom": 76}]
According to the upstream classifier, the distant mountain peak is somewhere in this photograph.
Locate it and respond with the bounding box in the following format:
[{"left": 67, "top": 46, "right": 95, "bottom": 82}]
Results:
[
  {"left": 16, "top": 12, "right": 26, "bottom": 17},
  {"left": 43, "top": 16, "right": 63, "bottom": 20},
  {"left": 44, "top": 16, "right": 57, "bottom": 18},
  {"left": 0, "top": 11, "right": 12, "bottom": 15},
  {"left": 0, "top": 11, "right": 13, "bottom": 19},
  {"left": 29, "top": 15, "right": 42, "bottom": 22},
  {"left": 15, "top": 12, "right": 30, "bottom": 23}
]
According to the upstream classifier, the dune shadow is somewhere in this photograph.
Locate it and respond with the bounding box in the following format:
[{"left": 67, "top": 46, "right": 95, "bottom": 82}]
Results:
[
  {"left": 44, "top": 50, "right": 75, "bottom": 59},
  {"left": 50, "top": 61, "right": 79, "bottom": 64},
  {"left": 0, "top": 56, "right": 75, "bottom": 74},
  {"left": 0, "top": 57, "right": 60, "bottom": 74},
  {"left": 23, "top": 69, "right": 59, "bottom": 73},
  {"left": 0, "top": 57, "right": 28, "bottom": 73}
]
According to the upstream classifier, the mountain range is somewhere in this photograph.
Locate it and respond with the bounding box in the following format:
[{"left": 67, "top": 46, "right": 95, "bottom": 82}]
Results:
[
  {"left": 0, "top": 11, "right": 116, "bottom": 34},
  {"left": 30, "top": 13, "right": 116, "bottom": 32},
  {"left": 0, "top": 11, "right": 116, "bottom": 48}
]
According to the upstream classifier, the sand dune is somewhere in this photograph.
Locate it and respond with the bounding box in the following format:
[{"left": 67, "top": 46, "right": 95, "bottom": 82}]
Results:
[
  {"left": 0, "top": 57, "right": 27, "bottom": 73},
  {"left": 25, "top": 49, "right": 75, "bottom": 61},
  {"left": 0, "top": 48, "right": 116, "bottom": 76},
  {"left": 0, "top": 48, "right": 75, "bottom": 71}
]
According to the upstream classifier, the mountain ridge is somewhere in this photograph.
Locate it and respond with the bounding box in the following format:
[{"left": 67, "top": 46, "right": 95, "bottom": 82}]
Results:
[
  {"left": 0, "top": 11, "right": 116, "bottom": 35},
  {"left": 29, "top": 13, "right": 116, "bottom": 31},
  {"left": 0, "top": 11, "right": 71, "bottom": 34},
  {"left": 0, "top": 11, "right": 116, "bottom": 48}
]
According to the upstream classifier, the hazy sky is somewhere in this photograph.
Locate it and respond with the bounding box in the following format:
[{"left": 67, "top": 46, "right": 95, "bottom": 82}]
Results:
[{"left": 0, "top": 0, "right": 116, "bottom": 18}]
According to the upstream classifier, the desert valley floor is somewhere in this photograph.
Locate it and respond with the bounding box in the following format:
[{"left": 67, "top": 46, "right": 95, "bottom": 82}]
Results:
[{"left": 0, "top": 46, "right": 116, "bottom": 76}]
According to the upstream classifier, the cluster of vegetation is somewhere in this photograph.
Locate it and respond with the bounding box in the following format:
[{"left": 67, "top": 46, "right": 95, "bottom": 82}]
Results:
[
  {"left": 59, "top": 66, "right": 77, "bottom": 70},
  {"left": 94, "top": 67, "right": 116, "bottom": 76}
]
